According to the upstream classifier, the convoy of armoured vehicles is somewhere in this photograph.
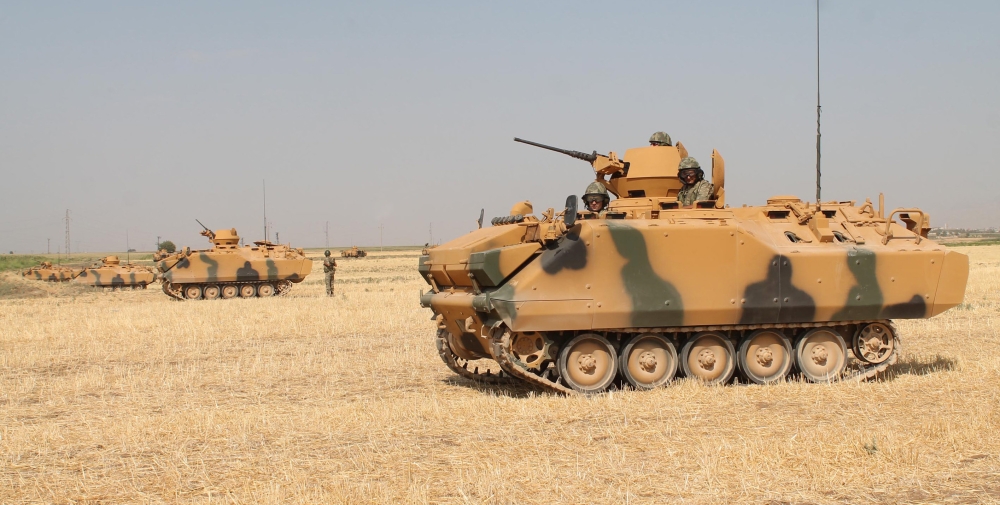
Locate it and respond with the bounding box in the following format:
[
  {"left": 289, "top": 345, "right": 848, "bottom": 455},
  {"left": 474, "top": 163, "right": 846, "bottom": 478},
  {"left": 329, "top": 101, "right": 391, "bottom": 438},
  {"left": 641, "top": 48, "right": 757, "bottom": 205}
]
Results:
[
  {"left": 12, "top": 132, "right": 971, "bottom": 395},
  {"left": 418, "top": 137, "right": 969, "bottom": 394},
  {"left": 154, "top": 221, "right": 313, "bottom": 300}
]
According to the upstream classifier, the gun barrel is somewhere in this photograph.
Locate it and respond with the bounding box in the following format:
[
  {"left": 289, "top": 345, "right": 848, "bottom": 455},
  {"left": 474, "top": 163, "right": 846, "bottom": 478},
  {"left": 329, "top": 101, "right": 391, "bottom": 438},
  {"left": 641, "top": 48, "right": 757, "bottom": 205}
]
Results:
[
  {"left": 195, "top": 219, "right": 215, "bottom": 238},
  {"left": 514, "top": 138, "right": 597, "bottom": 163}
]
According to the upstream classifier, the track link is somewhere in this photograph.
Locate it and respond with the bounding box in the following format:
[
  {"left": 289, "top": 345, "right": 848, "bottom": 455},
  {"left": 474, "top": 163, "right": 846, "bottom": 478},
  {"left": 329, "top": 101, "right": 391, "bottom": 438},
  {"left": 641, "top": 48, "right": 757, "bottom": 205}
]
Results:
[
  {"left": 474, "top": 320, "right": 904, "bottom": 396},
  {"left": 490, "top": 328, "right": 576, "bottom": 395},
  {"left": 435, "top": 329, "right": 515, "bottom": 385}
]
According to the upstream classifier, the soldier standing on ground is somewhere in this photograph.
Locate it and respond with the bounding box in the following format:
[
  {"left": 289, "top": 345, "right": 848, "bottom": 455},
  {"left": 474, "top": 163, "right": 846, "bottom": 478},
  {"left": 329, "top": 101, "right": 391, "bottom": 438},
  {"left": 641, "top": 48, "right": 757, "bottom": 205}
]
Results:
[
  {"left": 676, "top": 157, "right": 714, "bottom": 208},
  {"left": 649, "top": 131, "right": 673, "bottom": 146},
  {"left": 323, "top": 250, "right": 337, "bottom": 296}
]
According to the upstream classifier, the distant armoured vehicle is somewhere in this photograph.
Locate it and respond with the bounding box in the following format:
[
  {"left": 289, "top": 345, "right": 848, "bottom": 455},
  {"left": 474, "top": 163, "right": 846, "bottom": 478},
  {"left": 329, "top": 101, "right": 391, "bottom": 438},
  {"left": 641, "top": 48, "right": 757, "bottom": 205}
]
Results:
[
  {"left": 155, "top": 221, "right": 313, "bottom": 300},
  {"left": 341, "top": 246, "right": 368, "bottom": 258},
  {"left": 74, "top": 256, "right": 157, "bottom": 290},
  {"left": 23, "top": 262, "right": 82, "bottom": 282},
  {"left": 418, "top": 137, "right": 969, "bottom": 394}
]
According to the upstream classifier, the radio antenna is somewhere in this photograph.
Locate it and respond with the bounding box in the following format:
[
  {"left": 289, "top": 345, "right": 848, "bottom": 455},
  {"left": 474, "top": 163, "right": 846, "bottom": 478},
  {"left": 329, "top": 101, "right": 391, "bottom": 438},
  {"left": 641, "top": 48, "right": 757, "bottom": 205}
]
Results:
[
  {"left": 815, "top": 0, "right": 822, "bottom": 204},
  {"left": 126, "top": 230, "right": 130, "bottom": 264},
  {"left": 263, "top": 179, "right": 267, "bottom": 243}
]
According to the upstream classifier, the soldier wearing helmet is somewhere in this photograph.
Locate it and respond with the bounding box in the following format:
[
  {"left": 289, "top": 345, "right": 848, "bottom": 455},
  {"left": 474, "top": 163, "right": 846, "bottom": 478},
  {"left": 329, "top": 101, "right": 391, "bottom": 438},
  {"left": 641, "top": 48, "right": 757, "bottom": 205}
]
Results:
[
  {"left": 676, "top": 157, "right": 714, "bottom": 208},
  {"left": 649, "top": 131, "right": 673, "bottom": 147},
  {"left": 582, "top": 181, "right": 610, "bottom": 217},
  {"left": 323, "top": 249, "right": 337, "bottom": 297}
]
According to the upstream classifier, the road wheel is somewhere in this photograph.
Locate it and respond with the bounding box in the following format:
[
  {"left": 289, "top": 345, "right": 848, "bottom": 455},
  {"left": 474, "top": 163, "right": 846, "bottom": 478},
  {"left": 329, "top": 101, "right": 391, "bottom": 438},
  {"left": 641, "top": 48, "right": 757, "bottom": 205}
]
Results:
[
  {"left": 738, "top": 329, "right": 793, "bottom": 384},
  {"left": 795, "top": 327, "right": 847, "bottom": 383},
  {"left": 239, "top": 284, "right": 257, "bottom": 298},
  {"left": 257, "top": 283, "right": 275, "bottom": 297},
  {"left": 221, "top": 285, "right": 238, "bottom": 299},
  {"left": 184, "top": 285, "right": 202, "bottom": 300},
  {"left": 680, "top": 331, "right": 736, "bottom": 385},
  {"left": 557, "top": 333, "right": 617, "bottom": 394},
  {"left": 203, "top": 284, "right": 220, "bottom": 300},
  {"left": 853, "top": 322, "right": 895, "bottom": 364},
  {"left": 619, "top": 333, "right": 677, "bottom": 390}
]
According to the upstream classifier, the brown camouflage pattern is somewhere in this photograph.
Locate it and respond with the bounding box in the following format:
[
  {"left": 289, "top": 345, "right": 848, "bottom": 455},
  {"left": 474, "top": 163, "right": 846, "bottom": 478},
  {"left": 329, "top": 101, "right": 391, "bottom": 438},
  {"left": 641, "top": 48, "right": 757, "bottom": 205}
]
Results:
[
  {"left": 22, "top": 262, "right": 82, "bottom": 282},
  {"left": 156, "top": 228, "right": 312, "bottom": 300},
  {"left": 418, "top": 142, "right": 969, "bottom": 393},
  {"left": 74, "top": 256, "right": 157, "bottom": 289}
]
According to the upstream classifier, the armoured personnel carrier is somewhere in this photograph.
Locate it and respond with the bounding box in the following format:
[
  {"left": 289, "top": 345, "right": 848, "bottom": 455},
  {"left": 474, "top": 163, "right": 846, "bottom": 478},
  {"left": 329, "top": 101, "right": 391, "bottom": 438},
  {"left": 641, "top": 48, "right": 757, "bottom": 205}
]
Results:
[
  {"left": 418, "top": 137, "right": 969, "bottom": 394},
  {"left": 156, "top": 221, "right": 312, "bottom": 300},
  {"left": 74, "top": 256, "right": 156, "bottom": 289},
  {"left": 341, "top": 246, "right": 368, "bottom": 258},
  {"left": 23, "top": 262, "right": 82, "bottom": 282}
]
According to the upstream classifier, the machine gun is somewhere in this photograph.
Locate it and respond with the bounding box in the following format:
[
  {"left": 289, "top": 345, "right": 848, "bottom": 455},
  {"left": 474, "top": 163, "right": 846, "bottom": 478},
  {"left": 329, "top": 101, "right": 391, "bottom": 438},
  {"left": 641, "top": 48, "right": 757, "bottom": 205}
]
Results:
[
  {"left": 514, "top": 138, "right": 599, "bottom": 163},
  {"left": 195, "top": 219, "right": 215, "bottom": 239},
  {"left": 514, "top": 137, "right": 627, "bottom": 179}
]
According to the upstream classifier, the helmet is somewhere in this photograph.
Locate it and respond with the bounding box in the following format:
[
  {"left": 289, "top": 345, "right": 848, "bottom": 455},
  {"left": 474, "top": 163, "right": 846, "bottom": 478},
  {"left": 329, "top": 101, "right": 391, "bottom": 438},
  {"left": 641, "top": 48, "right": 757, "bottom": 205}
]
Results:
[
  {"left": 649, "top": 131, "right": 672, "bottom": 146},
  {"left": 324, "top": 250, "right": 331, "bottom": 256},
  {"left": 678, "top": 157, "right": 701, "bottom": 170},
  {"left": 582, "top": 181, "right": 610, "bottom": 210},
  {"left": 678, "top": 157, "right": 704, "bottom": 180}
]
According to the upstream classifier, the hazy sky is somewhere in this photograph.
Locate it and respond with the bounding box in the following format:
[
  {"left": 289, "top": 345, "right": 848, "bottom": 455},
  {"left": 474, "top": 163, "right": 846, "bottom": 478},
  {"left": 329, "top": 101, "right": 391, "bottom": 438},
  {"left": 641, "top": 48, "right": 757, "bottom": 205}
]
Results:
[{"left": 2, "top": 1, "right": 998, "bottom": 253}]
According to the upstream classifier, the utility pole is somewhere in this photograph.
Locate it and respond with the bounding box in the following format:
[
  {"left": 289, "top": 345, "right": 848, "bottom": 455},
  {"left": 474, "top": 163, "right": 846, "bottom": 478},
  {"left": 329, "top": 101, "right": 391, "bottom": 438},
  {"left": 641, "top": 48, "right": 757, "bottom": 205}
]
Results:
[
  {"left": 380, "top": 223, "right": 384, "bottom": 252},
  {"left": 275, "top": 232, "right": 279, "bottom": 244},
  {"left": 157, "top": 235, "right": 160, "bottom": 251},
  {"left": 64, "top": 209, "right": 71, "bottom": 257},
  {"left": 815, "top": 0, "right": 822, "bottom": 204}
]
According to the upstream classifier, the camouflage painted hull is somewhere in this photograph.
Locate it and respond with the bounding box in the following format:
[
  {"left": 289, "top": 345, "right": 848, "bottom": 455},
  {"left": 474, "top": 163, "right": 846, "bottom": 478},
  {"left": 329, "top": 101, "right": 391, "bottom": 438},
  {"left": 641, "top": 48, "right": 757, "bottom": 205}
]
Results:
[
  {"left": 157, "top": 249, "right": 312, "bottom": 300},
  {"left": 420, "top": 199, "right": 969, "bottom": 394},
  {"left": 75, "top": 266, "right": 156, "bottom": 289},
  {"left": 23, "top": 267, "right": 82, "bottom": 282}
]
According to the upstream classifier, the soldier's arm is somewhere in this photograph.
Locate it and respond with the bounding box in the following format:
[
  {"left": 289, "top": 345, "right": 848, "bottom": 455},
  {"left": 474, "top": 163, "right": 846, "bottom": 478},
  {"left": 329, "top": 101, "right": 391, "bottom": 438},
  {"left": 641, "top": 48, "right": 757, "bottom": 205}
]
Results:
[{"left": 694, "top": 181, "right": 714, "bottom": 202}]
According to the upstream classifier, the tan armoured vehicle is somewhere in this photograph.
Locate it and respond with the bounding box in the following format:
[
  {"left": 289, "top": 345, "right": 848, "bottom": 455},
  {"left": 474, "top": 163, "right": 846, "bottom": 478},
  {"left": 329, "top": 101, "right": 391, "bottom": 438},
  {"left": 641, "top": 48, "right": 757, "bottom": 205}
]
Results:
[
  {"left": 23, "top": 262, "right": 82, "bottom": 282},
  {"left": 418, "top": 137, "right": 969, "bottom": 394},
  {"left": 341, "top": 246, "right": 368, "bottom": 258},
  {"left": 155, "top": 221, "right": 312, "bottom": 300},
  {"left": 74, "top": 256, "right": 157, "bottom": 289}
]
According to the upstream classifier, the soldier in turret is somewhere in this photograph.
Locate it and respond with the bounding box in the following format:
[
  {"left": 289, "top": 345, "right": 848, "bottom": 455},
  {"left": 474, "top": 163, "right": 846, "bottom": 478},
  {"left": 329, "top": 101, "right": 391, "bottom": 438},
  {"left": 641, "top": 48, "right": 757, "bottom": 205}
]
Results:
[
  {"left": 323, "top": 250, "right": 337, "bottom": 296},
  {"left": 582, "top": 182, "right": 610, "bottom": 218},
  {"left": 676, "top": 157, "right": 714, "bottom": 208},
  {"left": 649, "top": 131, "right": 673, "bottom": 146}
]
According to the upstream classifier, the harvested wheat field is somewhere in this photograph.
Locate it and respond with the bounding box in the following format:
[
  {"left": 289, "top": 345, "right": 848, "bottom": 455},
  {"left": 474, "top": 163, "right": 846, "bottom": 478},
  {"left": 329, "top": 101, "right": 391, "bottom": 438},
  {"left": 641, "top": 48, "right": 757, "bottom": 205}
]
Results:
[{"left": 1, "top": 246, "right": 998, "bottom": 504}]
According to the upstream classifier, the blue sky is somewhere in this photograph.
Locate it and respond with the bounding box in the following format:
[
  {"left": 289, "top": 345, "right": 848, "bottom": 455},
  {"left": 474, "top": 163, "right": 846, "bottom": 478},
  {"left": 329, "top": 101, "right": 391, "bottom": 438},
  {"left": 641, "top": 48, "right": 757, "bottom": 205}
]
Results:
[{"left": 1, "top": 1, "right": 997, "bottom": 252}]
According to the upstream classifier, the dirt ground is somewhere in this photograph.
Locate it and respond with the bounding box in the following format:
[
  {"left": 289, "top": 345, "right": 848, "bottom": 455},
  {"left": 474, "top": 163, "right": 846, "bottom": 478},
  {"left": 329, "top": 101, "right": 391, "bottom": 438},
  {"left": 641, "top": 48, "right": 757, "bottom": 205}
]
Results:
[{"left": 1, "top": 247, "right": 998, "bottom": 504}]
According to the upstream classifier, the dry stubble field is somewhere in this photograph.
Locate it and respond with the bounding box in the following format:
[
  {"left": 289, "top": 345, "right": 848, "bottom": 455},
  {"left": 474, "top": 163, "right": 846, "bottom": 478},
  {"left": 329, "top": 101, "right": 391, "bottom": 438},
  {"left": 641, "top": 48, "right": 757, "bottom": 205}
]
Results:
[{"left": 1, "top": 247, "right": 999, "bottom": 504}]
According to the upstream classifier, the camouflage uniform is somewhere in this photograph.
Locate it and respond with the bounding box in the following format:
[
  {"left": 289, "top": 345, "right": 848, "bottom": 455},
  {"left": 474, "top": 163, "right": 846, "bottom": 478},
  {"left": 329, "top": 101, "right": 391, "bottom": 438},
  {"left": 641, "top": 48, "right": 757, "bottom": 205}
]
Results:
[
  {"left": 678, "top": 180, "right": 714, "bottom": 206},
  {"left": 323, "top": 251, "right": 337, "bottom": 296},
  {"left": 676, "top": 157, "right": 714, "bottom": 206}
]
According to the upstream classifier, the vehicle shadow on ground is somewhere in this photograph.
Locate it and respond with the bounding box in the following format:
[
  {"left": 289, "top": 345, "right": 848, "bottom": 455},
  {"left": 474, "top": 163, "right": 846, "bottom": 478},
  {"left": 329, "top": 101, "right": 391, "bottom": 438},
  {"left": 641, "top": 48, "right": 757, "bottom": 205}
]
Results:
[
  {"left": 442, "top": 376, "right": 545, "bottom": 398},
  {"left": 879, "top": 354, "right": 959, "bottom": 381}
]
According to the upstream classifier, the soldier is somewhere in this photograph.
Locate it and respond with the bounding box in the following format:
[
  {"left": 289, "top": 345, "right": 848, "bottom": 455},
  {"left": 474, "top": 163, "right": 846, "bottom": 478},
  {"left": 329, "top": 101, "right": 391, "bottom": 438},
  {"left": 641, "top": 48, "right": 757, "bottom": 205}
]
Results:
[
  {"left": 649, "top": 131, "right": 673, "bottom": 147},
  {"left": 323, "top": 249, "right": 337, "bottom": 296},
  {"left": 582, "top": 181, "right": 610, "bottom": 217},
  {"left": 676, "top": 157, "right": 714, "bottom": 208}
]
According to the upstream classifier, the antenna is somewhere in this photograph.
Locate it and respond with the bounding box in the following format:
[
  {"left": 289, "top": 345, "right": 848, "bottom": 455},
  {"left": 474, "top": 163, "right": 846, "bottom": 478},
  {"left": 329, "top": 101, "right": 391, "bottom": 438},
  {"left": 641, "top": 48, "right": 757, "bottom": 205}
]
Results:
[
  {"left": 263, "top": 179, "right": 267, "bottom": 242},
  {"left": 815, "top": 0, "right": 822, "bottom": 204},
  {"left": 64, "top": 209, "right": 71, "bottom": 258},
  {"left": 126, "top": 230, "right": 130, "bottom": 264}
]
